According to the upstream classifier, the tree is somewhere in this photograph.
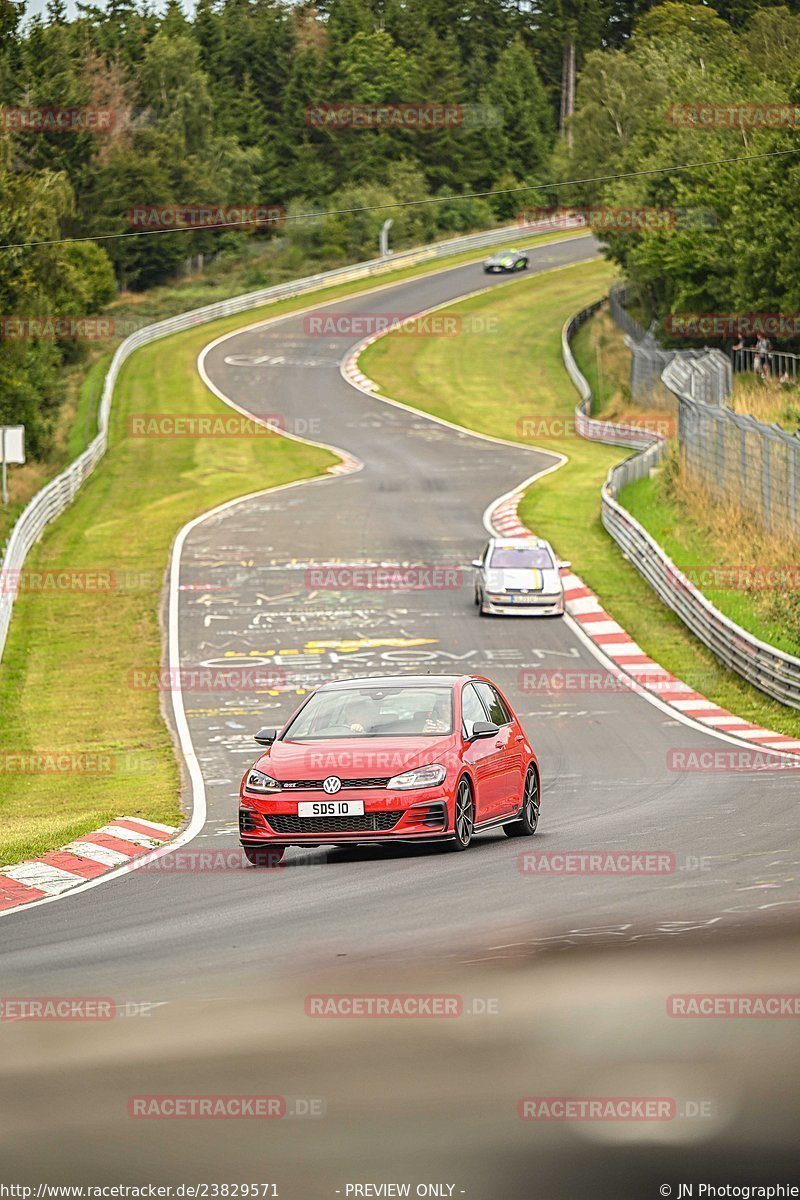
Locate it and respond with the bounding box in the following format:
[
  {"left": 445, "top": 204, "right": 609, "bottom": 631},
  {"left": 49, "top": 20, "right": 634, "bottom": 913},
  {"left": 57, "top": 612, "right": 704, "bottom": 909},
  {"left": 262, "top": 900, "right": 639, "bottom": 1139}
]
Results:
[{"left": 482, "top": 37, "right": 555, "bottom": 184}]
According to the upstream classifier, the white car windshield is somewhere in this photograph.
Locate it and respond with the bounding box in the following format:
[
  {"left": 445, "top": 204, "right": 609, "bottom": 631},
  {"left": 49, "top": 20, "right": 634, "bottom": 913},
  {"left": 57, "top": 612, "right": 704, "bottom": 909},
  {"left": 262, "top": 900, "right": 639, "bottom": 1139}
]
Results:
[
  {"left": 283, "top": 687, "right": 454, "bottom": 739},
  {"left": 489, "top": 546, "right": 554, "bottom": 569}
]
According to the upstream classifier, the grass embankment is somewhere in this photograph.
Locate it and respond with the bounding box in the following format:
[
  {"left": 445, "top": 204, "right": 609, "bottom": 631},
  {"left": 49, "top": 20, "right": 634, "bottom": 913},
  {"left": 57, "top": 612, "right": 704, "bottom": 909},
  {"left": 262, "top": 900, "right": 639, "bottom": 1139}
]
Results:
[
  {"left": 571, "top": 307, "right": 676, "bottom": 434},
  {"left": 0, "top": 226, "right": 589, "bottom": 866},
  {"left": 730, "top": 372, "right": 800, "bottom": 432},
  {"left": 620, "top": 462, "right": 800, "bottom": 659},
  {"left": 360, "top": 260, "right": 800, "bottom": 738},
  {"left": 574, "top": 310, "right": 800, "bottom": 659}
]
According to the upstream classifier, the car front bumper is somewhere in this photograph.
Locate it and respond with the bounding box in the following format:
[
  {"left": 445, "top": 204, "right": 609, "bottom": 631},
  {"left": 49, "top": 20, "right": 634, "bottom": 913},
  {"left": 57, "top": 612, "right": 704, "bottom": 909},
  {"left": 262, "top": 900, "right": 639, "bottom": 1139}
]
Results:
[
  {"left": 482, "top": 595, "right": 565, "bottom": 616},
  {"left": 239, "top": 790, "right": 452, "bottom": 846}
]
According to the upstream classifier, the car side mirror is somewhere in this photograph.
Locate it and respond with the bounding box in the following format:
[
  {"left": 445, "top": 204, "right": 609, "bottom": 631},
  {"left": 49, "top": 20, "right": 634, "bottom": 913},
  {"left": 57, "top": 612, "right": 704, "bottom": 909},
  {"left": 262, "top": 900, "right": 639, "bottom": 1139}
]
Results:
[
  {"left": 254, "top": 727, "right": 278, "bottom": 746},
  {"left": 558, "top": 560, "right": 572, "bottom": 570},
  {"left": 470, "top": 720, "right": 499, "bottom": 740},
  {"left": 471, "top": 559, "right": 483, "bottom": 569}
]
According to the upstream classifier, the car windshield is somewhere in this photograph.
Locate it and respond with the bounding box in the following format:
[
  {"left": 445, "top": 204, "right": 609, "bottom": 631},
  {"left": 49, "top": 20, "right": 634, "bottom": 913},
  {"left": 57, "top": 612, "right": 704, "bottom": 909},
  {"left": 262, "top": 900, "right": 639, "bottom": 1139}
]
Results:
[
  {"left": 489, "top": 546, "right": 554, "bottom": 569},
  {"left": 282, "top": 686, "right": 454, "bottom": 739}
]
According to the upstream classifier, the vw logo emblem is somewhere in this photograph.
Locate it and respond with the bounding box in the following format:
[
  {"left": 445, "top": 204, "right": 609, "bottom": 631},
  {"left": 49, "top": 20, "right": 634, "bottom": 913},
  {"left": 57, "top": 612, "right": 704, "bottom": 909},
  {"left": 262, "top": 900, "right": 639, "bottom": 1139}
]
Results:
[{"left": 322, "top": 776, "right": 342, "bottom": 795}]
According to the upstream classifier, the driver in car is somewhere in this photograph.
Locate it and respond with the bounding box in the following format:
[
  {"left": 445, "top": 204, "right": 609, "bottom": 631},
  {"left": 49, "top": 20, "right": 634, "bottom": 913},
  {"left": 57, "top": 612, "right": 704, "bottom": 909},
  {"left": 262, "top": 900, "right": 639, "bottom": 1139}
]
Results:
[
  {"left": 423, "top": 695, "right": 450, "bottom": 734},
  {"left": 347, "top": 699, "right": 374, "bottom": 734}
]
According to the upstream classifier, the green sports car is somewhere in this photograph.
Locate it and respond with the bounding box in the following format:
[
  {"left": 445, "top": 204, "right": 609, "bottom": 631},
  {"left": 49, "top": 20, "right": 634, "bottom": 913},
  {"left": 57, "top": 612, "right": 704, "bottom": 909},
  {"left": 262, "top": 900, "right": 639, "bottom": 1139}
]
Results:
[{"left": 483, "top": 249, "right": 529, "bottom": 273}]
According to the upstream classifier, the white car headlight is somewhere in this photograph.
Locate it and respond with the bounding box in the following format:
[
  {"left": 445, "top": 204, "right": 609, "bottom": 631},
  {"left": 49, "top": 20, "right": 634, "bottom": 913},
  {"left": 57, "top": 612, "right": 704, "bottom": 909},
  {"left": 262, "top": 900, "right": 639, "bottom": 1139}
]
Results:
[
  {"left": 245, "top": 769, "right": 282, "bottom": 793},
  {"left": 386, "top": 764, "right": 447, "bottom": 790}
]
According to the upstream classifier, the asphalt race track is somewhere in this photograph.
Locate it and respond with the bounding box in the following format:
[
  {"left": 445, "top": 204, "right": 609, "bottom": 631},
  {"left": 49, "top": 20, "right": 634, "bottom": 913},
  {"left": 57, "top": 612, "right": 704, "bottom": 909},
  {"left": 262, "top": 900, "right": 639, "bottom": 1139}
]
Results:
[{"left": 2, "top": 233, "right": 799, "bottom": 1192}]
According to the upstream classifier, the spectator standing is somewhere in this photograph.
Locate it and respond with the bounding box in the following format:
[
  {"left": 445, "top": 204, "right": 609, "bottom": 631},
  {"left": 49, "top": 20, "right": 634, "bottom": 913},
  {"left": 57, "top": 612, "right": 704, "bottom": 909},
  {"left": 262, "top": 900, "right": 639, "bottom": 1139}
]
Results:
[{"left": 732, "top": 335, "right": 745, "bottom": 372}]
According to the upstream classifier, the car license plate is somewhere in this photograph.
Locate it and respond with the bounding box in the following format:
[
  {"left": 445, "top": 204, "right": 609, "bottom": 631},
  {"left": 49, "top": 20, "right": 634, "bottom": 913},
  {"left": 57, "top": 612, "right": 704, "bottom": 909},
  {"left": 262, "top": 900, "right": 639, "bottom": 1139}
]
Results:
[{"left": 297, "top": 800, "right": 365, "bottom": 817}]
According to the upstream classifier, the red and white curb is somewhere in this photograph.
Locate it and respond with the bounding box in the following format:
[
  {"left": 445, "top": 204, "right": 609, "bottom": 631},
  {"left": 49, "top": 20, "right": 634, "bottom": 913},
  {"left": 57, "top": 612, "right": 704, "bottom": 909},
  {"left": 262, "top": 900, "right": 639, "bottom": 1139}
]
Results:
[
  {"left": 343, "top": 335, "right": 382, "bottom": 391},
  {"left": 0, "top": 818, "right": 179, "bottom": 913},
  {"left": 488, "top": 491, "right": 800, "bottom": 757}
]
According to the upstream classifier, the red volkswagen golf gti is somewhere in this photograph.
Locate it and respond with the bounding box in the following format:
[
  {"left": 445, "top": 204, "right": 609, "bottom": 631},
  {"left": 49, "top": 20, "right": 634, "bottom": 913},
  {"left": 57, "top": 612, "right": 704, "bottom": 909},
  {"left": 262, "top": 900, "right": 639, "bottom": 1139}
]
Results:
[{"left": 239, "top": 674, "right": 540, "bottom": 865}]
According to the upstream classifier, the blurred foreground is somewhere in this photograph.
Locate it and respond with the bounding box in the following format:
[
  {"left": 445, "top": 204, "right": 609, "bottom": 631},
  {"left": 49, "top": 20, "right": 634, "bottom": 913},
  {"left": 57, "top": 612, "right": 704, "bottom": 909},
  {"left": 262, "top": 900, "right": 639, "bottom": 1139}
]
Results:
[{"left": 1, "top": 928, "right": 799, "bottom": 1197}]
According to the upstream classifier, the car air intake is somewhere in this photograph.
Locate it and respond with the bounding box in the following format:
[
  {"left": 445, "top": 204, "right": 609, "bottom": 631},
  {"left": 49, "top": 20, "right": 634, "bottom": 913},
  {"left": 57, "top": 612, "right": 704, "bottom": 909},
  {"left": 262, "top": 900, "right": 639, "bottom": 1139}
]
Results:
[
  {"left": 415, "top": 802, "right": 447, "bottom": 829},
  {"left": 266, "top": 812, "right": 404, "bottom": 834}
]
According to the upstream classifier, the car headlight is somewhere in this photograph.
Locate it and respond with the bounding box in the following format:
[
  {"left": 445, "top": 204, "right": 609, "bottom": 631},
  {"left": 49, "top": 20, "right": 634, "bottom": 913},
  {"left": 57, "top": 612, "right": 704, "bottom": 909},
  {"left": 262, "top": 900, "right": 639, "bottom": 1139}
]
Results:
[
  {"left": 386, "top": 764, "right": 447, "bottom": 790},
  {"left": 245, "top": 769, "right": 282, "bottom": 793}
]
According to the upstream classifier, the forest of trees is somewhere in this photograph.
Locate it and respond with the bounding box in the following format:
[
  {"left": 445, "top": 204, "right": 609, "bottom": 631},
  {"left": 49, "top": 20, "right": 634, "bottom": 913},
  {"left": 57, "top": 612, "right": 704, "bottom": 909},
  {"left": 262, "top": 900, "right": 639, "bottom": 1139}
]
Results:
[{"left": 2, "top": 0, "right": 800, "bottom": 456}]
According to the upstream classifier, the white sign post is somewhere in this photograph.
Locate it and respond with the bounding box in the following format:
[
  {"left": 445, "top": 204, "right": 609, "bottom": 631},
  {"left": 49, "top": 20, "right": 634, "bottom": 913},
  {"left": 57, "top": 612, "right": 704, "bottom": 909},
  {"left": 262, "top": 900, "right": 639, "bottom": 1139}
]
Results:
[{"left": 1, "top": 426, "right": 25, "bottom": 505}]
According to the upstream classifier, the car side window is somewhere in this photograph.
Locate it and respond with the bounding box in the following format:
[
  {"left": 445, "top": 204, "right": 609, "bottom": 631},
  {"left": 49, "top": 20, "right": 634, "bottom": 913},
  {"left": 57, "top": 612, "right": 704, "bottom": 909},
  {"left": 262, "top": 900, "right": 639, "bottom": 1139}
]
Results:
[
  {"left": 494, "top": 689, "right": 514, "bottom": 724},
  {"left": 461, "top": 683, "right": 489, "bottom": 738},
  {"left": 474, "top": 682, "right": 509, "bottom": 726}
]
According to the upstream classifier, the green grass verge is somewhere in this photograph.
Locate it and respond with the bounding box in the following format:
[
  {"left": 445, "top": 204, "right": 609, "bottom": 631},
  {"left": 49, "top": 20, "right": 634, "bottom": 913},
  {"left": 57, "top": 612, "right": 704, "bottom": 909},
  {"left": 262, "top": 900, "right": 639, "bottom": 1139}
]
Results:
[
  {"left": 360, "top": 258, "right": 800, "bottom": 739},
  {"left": 67, "top": 353, "right": 111, "bottom": 461},
  {"left": 571, "top": 308, "right": 631, "bottom": 416},
  {"left": 620, "top": 473, "right": 799, "bottom": 657},
  {"left": 0, "top": 227, "right": 588, "bottom": 866}
]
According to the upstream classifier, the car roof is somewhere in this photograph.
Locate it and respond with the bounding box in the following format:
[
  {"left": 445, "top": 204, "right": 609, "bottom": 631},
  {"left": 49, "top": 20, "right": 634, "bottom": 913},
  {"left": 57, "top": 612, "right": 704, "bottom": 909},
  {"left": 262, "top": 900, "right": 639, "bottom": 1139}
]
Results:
[
  {"left": 489, "top": 536, "right": 551, "bottom": 549},
  {"left": 318, "top": 675, "right": 462, "bottom": 691}
]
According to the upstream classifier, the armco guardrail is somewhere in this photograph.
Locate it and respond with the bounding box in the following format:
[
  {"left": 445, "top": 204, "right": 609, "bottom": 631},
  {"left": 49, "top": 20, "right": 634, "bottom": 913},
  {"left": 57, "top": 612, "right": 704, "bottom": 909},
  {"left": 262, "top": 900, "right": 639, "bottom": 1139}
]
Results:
[
  {"left": 563, "top": 298, "right": 800, "bottom": 710},
  {"left": 562, "top": 301, "right": 666, "bottom": 453},
  {"left": 0, "top": 219, "right": 577, "bottom": 662},
  {"left": 601, "top": 487, "right": 800, "bottom": 707}
]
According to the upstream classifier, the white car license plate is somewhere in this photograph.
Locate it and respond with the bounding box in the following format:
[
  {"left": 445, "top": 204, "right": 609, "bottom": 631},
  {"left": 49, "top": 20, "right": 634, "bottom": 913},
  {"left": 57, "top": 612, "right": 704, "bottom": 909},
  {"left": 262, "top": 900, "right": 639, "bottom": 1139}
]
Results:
[{"left": 297, "top": 800, "right": 365, "bottom": 817}]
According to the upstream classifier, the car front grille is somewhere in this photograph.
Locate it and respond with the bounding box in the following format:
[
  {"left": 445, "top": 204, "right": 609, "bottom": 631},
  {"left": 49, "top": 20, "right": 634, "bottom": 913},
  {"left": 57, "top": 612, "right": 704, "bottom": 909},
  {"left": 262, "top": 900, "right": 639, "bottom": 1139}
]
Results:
[
  {"left": 267, "top": 812, "right": 404, "bottom": 835},
  {"left": 279, "top": 777, "right": 391, "bottom": 791}
]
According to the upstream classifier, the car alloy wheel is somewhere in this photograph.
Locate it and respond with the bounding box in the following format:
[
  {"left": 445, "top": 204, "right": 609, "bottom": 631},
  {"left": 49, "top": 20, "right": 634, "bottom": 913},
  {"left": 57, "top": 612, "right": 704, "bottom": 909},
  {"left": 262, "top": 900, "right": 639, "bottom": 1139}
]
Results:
[
  {"left": 451, "top": 778, "right": 475, "bottom": 850},
  {"left": 503, "top": 767, "right": 540, "bottom": 838}
]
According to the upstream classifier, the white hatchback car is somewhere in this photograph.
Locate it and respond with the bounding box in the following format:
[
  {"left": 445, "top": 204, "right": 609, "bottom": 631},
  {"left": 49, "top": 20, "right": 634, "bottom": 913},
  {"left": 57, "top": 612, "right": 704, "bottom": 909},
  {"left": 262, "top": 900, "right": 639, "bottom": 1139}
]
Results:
[{"left": 472, "top": 537, "right": 569, "bottom": 617}]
